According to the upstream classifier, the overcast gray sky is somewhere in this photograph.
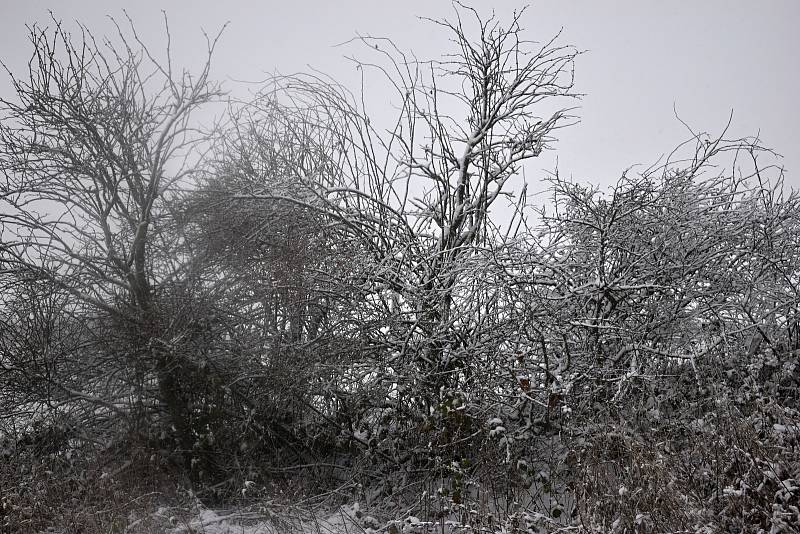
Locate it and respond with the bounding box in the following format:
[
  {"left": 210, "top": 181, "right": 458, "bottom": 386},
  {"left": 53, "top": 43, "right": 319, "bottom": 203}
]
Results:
[{"left": 1, "top": 1, "right": 797, "bottom": 192}]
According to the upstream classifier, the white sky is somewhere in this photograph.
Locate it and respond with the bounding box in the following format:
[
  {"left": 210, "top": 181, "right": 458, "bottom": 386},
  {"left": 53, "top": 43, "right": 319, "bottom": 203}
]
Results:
[{"left": 1, "top": 1, "right": 797, "bottom": 193}]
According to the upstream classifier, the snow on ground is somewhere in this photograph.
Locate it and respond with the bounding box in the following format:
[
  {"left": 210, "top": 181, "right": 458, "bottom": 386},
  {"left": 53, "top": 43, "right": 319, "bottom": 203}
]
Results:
[{"left": 165, "top": 503, "right": 386, "bottom": 534}]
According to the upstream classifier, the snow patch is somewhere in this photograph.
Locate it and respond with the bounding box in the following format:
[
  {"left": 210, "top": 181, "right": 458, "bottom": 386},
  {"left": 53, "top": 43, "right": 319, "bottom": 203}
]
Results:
[{"left": 169, "top": 503, "right": 370, "bottom": 534}]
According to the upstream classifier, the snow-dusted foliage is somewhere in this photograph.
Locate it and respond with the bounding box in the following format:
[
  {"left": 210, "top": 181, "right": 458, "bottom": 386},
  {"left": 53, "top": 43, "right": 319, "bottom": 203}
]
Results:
[{"left": 1, "top": 5, "right": 797, "bottom": 533}]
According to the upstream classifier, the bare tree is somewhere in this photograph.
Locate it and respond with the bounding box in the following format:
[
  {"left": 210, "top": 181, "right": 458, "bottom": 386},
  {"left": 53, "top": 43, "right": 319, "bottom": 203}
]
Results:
[
  {"left": 0, "top": 15, "right": 223, "bottom": 451},
  {"left": 493, "top": 129, "right": 800, "bottom": 529},
  {"left": 209, "top": 6, "right": 579, "bottom": 463}
]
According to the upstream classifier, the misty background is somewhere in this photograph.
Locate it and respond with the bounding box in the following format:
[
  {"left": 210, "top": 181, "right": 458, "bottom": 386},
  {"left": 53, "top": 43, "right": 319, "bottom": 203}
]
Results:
[{"left": 1, "top": 0, "right": 797, "bottom": 193}]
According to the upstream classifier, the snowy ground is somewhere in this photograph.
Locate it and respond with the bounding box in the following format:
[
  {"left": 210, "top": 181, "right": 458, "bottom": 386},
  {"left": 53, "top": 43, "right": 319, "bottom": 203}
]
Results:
[
  {"left": 167, "top": 507, "right": 357, "bottom": 533},
  {"left": 153, "top": 503, "right": 417, "bottom": 534},
  {"left": 154, "top": 502, "right": 566, "bottom": 534}
]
